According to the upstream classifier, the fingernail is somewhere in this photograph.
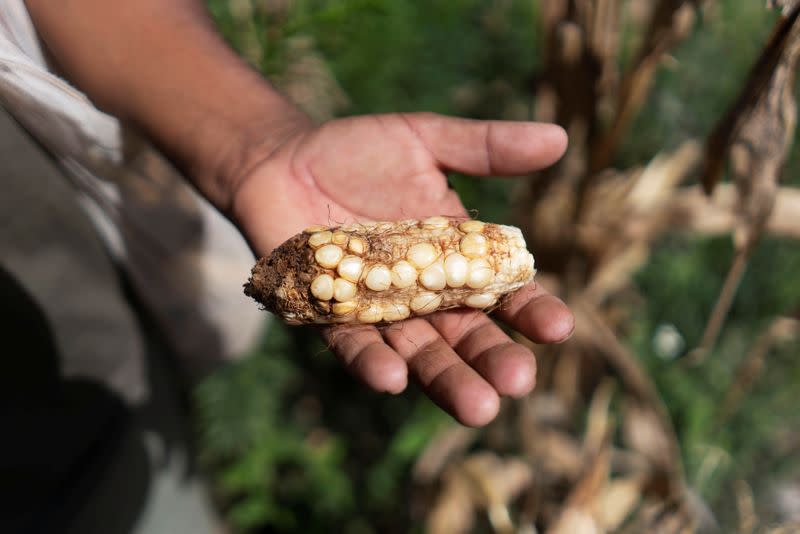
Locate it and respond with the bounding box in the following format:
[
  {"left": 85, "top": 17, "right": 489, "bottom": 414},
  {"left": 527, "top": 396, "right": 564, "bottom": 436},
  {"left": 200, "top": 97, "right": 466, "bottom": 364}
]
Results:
[{"left": 556, "top": 322, "right": 576, "bottom": 344}]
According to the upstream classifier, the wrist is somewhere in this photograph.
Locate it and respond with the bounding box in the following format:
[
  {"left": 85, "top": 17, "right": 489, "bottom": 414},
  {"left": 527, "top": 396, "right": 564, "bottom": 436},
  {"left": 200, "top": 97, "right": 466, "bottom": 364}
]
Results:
[
  {"left": 189, "top": 98, "right": 312, "bottom": 214},
  {"left": 226, "top": 116, "right": 320, "bottom": 256}
]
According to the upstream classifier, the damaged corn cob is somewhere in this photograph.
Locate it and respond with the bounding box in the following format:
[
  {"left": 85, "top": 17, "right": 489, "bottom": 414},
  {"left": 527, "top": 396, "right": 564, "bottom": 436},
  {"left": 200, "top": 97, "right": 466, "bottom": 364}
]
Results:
[{"left": 244, "top": 217, "right": 535, "bottom": 325}]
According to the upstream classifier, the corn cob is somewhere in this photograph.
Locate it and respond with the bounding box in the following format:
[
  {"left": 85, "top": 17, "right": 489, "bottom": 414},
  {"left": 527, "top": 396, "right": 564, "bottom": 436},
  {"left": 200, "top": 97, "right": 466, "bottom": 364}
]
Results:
[{"left": 244, "top": 217, "right": 536, "bottom": 325}]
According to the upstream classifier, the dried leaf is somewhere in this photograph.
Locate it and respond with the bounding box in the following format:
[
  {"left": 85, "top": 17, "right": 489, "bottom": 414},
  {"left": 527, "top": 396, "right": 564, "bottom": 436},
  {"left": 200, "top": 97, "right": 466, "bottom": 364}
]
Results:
[
  {"left": 547, "top": 508, "right": 602, "bottom": 534},
  {"left": 655, "top": 184, "right": 800, "bottom": 240},
  {"left": 523, "top": 427, "right": 584, "bottom": 483},
  {"left": 702, "top": 3, "right": 800, "bottom": 195},
  {"left": 584, "top": 379, "right": 616, "bottom": 457},
  {"left": 729, "top": 42, "right": 800, "bottom": 248},
  {"left": 551, "top": 345, "right": 583, "bottom": 413},
  {"left": 426, "top": 468, "right": 476, "bottom": 534},
  {"left": 693, "top": 11, "right": 800, "bottom": 355},
  {"left": 595, "top": 475, "right": 647, "bottom": 531},
  {"left": 591, "top": 1, "right": 699, "bottom": 172},
  {"left": 582, "top": 242, "right": 649, "bottom": 304},
  {"left": 413, "top": 425, "right": 478, "bottom": 484},
  {"left": 592, "top": 0, "right": 621, "bottom": 120},
  {"left": 736, "top": 480, "right": 758, "bottom": 534},
  {"left": 580, "top": 140, "right": 701, "bottom": 303},
  {"left": 761, "top": 522, "right": 800, "bottom": 534},
  {"left": 625, "top": 498, "right": 696, "bottom": 534},
  {"left": 546, "top": 448, "right": 611, "bottom": 534},
  {"left": 622, "top": 401, "right": 676, "bottom": 477},
  {"left": 627, "top": 140, "right": 702, "bottom": 215},
  {"left": 425, "top": 453, "right": 536, "bottom": 534},
  {"left": 461, "top": 454, "right": 534, "bottom": 533}
]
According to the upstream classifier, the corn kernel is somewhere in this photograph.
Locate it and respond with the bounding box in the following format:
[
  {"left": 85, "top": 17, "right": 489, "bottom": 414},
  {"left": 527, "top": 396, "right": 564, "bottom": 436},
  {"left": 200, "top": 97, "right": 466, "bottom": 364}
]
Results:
[
  {"left": 420, "top": 261, "right": 446, "bottom": 291},
  {"left": 333, "top": 278, "right": 357, "bottom": 302},
  {"left": 337, "top": 255, "right": 364, "bottom": 283},
  {"left": 443, "top": 253, "right": 469, "bottom": 288},
  {"left": 391, "top": 261, "right": 418, "bottom": 288},
  {"left": 310, "top": 274, "right": 334, "bottom": 301},
  {"left": 348, "top": 237, "right": 367, "bottom": 255},
  {"left": 365, "top": 264, "right": 392, "bottom": 291},
  {"left": 458, "top": 220, "right": 485, "bottom": 233},
  {"left": 410, "top": 292, "right": 443, "bottom": 315},
  {"left": 332, "top": 301, "right": 357, "bottom": 315},
  {"left": 357, "top": 303, "right": 383, "bottom": 324},
  {"left": 332, "top": 231, "right": 349, "bottom": 246},
  {"left": 460, "top": 232, "right": 488, "bottom": 259},
  {"left": 315, "top": 244, "right": 343, "bottom": 269},
  {"left": 407, "top": 243, "right": 439, "bottom": 269},
  {"left": 308, "top": 231, "right": 332, "bottom": 248}
]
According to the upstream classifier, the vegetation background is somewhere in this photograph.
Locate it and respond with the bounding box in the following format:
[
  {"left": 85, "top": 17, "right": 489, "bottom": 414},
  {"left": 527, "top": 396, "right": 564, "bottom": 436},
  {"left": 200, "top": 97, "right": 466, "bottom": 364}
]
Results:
[{"left": 197, "top": 1, "right": 800, "bottom": 532}]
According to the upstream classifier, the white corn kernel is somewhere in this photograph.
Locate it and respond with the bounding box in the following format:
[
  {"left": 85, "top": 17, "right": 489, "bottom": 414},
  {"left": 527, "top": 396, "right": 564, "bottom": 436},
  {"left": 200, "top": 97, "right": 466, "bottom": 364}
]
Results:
[
  {"left": 332, "top": 301, "right": 357, "bottom": 315},
  {"left": 315, "top": 244, "right": 344, "bottom": 269},
  {"left": 511, "top": 248, "right": 534, "bottom": 272},
  {"left": 420, "top": 261, "right": 446, "bottom": 290},
  {"left": 467, "top": 258, "right": 495, "bottom": 289},
  {"left": 407, "top": 243, "right": 439, "bottom": 269},
  {"left": 357, "top": 303, "right": 383, "bottom": 324},
  {"left": 458, "top": 220, "right": 485, "bottom": 233},
  {"left": 443, "top": 253, "right": 469, "bottom": 288},
  {"left": 383, "top": 303, "right": 410, "bottom": 322},
  {"left": 308, "top": 231, "right": 333, "bottom": 248},
  {"left": 304, "top": 225, "right": 329, "bottom": 233},
  {"left": 332, "top": 231, "right": 349, "bottom": 246},
  {"left": 310, "top": 274, "right": 334, "bottom": 301},
  {"left": 365, "top": 264, "right": 392, "bottom": 291},
  {"left": 333, "top": 278, "right": 357, "bottom": 302},
  {"left": 337, "top": 255, "right": 364, "bottom": 283},
  {"left": 410, "top": 292, "right": 443, "bottom": 315},
  {"left": 465, "top": 293, "right": 497, "bottom": 309},
  {"left": 347, "top": 237, "right": 367, "bottom": 255},
  {"left": 460, "top": 232, "right": 488, "bottom": 259},
  {"left": 391, "top": 261, "right": 418, "bottom": 288},
  {"left": 423, "top": 216, "right": 450, "bottom": 229}
]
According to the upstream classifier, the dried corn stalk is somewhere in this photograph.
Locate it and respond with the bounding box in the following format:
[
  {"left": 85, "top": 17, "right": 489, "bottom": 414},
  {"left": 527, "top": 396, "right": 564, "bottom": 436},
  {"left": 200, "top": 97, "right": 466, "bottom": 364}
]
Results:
[
  {"left": 245, "top": 217, "right": 535, "bottom": 325},
  {"left": 691, "top": 2, "right": 800, "bottom": 360}
]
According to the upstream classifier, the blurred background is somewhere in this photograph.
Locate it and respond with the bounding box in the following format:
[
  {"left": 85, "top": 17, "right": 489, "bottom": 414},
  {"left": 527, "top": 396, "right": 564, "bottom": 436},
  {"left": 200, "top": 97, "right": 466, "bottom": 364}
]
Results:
[{"left": 197, "top": 1, "right": 800, "bottom": 532}]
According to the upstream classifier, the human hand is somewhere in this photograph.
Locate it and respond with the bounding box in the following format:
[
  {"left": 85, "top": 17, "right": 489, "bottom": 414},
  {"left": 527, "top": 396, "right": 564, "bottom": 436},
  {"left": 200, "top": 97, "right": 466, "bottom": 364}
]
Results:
[
  {"left": 25, "top": 0, "right": 571, "bottom": 425},
  {"left": 232, "top": 112, "right": 573, "bottom": 426}
]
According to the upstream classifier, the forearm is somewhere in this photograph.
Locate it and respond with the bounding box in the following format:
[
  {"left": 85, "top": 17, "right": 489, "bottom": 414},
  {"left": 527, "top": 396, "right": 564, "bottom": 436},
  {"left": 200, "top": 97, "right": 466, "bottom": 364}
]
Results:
[{"left": 25, "top": 0, "right": 309, "bottom": 211}]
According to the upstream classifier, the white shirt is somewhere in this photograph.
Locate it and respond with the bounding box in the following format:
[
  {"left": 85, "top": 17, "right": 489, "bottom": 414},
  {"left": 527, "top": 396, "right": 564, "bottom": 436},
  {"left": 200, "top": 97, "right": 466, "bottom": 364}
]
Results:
[{"left": 0, "top": 1, "right": 265, "bottom": 396}]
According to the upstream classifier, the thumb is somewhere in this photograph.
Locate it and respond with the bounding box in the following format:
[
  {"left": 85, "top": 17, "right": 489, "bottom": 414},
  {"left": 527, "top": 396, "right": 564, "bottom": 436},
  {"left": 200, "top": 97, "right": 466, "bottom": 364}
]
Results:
[{"left": 400, "top": 112, "right": 568, "bottom": 177}]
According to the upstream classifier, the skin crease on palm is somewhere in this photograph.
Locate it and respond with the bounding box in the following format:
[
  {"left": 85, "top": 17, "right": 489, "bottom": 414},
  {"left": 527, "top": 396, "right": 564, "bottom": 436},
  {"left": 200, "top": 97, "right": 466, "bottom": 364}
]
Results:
[{"left": 233, "top": 112, "right": 575, "bottom": 427}]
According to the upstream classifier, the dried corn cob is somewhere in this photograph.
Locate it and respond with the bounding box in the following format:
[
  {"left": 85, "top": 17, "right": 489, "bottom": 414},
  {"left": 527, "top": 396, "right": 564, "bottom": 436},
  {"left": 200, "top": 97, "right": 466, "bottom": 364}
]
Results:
[{"left": 244, "top": 217, "right": 535, "bottom": 325}]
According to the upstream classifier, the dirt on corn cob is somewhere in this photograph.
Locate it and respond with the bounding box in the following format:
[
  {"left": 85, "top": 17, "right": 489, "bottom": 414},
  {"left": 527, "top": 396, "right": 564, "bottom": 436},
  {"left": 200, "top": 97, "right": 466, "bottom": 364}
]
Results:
[{"left": 244, "top": 217, "right": 536, "bottom": 325}]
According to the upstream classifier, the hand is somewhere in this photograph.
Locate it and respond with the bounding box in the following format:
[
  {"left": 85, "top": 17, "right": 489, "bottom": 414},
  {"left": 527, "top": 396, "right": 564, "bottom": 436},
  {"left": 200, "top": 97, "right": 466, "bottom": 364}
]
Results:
[
  {"left": 232, "top": 112, "right": 574, "bottom": 426},
  {"left": 25, "top": 0, "right": 571, "bottom": 425}
]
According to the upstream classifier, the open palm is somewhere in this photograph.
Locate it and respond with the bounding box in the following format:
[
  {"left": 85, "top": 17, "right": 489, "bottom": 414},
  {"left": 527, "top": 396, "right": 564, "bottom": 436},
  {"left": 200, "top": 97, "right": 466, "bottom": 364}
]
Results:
[{"left": 233, "top": 112, "right": 574, "bottom": 426}]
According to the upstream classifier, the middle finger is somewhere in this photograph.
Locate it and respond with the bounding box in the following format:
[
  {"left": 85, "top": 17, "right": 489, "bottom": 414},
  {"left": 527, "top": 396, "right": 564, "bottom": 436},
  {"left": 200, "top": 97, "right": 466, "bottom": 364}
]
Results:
[
  {"left": 427, "top": 309, "right": 537, "bottom": 399},
  {"left": 382, "top": 317, "right": 500, "bottom": 427}
]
